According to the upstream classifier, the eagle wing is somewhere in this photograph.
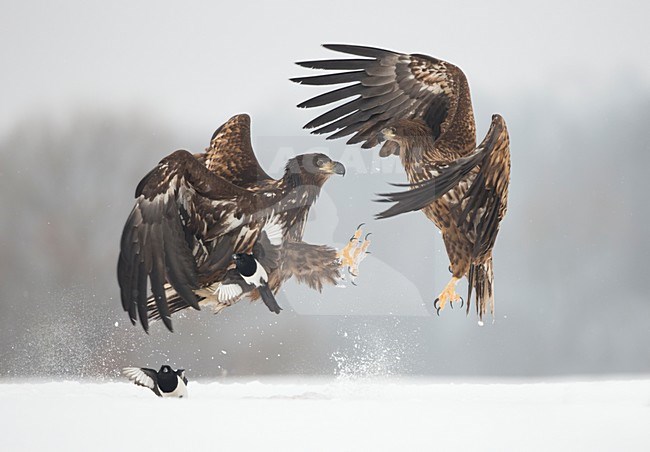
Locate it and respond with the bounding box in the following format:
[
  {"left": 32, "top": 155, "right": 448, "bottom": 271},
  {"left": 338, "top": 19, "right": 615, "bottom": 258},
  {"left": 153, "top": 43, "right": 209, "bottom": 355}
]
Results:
[
  {"left": 117, "top": 149, "right": 279, "bottom": 332},
  {"left": 457, "top": 115, "right": 511, "bottom": 261},
  {"left": 376, "top": 114, "right": 511, "bottom": 256},
  {"left": 280, "top": 241, "right": 341, "bottom": 291},
  {"left": 292, "top": 44, "right": 466, "bottom": 155},
  {"left": 146, "top": 218, "right": 285, "bottom": 321},
  {"left": 203, "top": 114, "right": 272, "bottom": 185}
]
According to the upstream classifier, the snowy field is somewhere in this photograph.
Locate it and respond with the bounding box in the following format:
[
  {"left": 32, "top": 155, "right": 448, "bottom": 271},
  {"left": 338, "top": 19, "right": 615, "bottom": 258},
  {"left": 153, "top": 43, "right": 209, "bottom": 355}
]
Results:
[{"left": 1, "top": 378, "right": 649, "bottom": 451}]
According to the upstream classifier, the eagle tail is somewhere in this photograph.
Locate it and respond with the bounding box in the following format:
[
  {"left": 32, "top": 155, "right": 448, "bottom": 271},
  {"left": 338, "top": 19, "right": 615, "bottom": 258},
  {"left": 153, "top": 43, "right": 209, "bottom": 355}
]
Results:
[
  {"left": 147, "top": 284, "right": 204, "bottom": 325},
  {"left": 467, "top": 258, "right": 494, "bottom": 321},
  {"left": 374, "top": 150, "right": 484, "bottom": 219},
  {"left": 258, "top": 285, "right": 282, "bottom": 314}
]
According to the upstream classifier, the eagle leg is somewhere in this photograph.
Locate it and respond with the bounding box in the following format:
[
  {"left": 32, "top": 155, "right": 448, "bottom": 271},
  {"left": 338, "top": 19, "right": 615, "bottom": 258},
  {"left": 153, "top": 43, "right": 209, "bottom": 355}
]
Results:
[
  {"left": 433, "top": 276, "right": 462, "bottom": 316},
  {"left": 337, "top": 224, "right": 371, "bottom": 284}
]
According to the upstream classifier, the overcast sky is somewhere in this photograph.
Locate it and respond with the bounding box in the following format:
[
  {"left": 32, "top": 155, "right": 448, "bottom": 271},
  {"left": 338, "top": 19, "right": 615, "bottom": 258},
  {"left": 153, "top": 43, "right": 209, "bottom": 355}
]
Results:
[{"left": 2, "top": 0, "right": 649, "bottom": 139}]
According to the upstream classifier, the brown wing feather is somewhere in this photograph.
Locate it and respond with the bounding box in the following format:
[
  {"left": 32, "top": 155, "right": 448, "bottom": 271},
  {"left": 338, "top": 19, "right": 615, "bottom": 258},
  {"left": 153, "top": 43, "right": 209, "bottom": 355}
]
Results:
[
  {"left": 374, "top": 115, "right": 509, "bottom": 228},
  {"left": 457, "top": 115, "right": 511, "bottom": 261},
  {"left": 203, "top": 114, "right": 272, "bottom": 185},
  {"left": 374, "top": 150, "right": 484, "bottom": 219},
  {"left": 458, "top": 116, "right": 509, "bottom": 318},
  {"left": 118, "top": 149, "right": 277, "bottom": 332},
  {"left": 292, "top": 44, "right": 466, "bottom": 152}
]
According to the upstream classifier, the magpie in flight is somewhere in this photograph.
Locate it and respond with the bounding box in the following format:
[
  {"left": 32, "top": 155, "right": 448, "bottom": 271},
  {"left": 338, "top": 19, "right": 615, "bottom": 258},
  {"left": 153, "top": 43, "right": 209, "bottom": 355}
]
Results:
[{"left": 216, "top": 252, "right": 282, "bottom": 314}]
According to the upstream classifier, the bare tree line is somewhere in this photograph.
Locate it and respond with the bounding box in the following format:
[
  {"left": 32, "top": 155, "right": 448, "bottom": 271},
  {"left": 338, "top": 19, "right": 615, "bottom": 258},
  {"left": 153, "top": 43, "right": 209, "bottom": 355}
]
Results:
[{"left": 1, "top": 95, "right": 649, "bottom": 378}]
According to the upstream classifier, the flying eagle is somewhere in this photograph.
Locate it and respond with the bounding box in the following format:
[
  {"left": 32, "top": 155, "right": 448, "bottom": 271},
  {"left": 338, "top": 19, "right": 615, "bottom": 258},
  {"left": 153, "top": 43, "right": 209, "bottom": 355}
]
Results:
[
  {"left": 117, "top": 114, "right": 369, "bottom": 332},
  {"left": 292, "top": 45, "right": 511, "bottom": 320}
]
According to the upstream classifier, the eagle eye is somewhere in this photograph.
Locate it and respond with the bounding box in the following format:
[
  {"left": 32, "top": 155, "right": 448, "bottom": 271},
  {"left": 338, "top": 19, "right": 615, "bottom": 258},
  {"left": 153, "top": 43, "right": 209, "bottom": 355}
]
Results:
[{"left": 315, "top": 157, "right": 327, "bottom": 167}]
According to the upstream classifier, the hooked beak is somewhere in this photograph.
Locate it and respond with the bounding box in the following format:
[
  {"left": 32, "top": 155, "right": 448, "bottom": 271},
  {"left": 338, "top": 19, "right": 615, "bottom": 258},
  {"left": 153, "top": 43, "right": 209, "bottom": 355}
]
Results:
[{"left": 324, "top": 161, "right": 346, "bottom": 176}]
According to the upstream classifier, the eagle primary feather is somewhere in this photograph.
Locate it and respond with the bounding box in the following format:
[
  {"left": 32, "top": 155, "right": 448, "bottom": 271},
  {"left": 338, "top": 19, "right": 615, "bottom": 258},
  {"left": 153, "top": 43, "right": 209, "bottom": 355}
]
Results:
[
  {"left": 117, "top": 148, "right": 281, "bottom": 332},
  {"left": 293, "top": 45, "right": 511, "bottom": 320},
  {"left": 292, "top": 44, "right": 474, "bottom": 152}
]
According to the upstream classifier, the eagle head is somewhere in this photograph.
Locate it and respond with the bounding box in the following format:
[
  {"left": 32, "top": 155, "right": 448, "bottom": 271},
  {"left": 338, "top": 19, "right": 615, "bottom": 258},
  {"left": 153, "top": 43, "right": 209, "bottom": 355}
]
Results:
[{"left": 283, "top": 153, "right": 345, "bottom": 187}]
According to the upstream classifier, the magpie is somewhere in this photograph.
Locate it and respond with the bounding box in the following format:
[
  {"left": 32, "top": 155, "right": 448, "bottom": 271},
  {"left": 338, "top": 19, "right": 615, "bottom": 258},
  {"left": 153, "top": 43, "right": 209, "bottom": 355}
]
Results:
[
  {"left": 122, "top": 365, "right": 188, "bottom": 398},
  {"left": 213, "top": 220, "right": 283, "bottom": 314},
  {"left": 215, "top": 253, "right": 282, "bottom": 314}
]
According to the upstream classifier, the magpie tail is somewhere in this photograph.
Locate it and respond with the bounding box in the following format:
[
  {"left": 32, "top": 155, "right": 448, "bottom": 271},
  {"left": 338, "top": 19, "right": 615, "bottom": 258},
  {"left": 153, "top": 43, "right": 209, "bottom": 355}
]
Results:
[{"left": 258, "top": 284, "right": 282, "bottom": 314}]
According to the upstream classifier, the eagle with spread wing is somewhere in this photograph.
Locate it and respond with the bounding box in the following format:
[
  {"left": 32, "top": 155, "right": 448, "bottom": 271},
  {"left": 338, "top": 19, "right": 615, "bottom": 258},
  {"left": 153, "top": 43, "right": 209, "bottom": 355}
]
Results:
[
  {"left": 292, "top": 45, "right": 511, "bottom": 320},
  {"left": 117, "top": 114, "right": 369, "bottom": 332}
]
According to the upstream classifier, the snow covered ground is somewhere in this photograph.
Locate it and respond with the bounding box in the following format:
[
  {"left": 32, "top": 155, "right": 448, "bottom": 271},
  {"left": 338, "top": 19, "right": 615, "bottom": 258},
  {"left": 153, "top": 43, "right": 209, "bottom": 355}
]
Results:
[{"left": 1, "top": 378, "right": 649, "bottom": 451}]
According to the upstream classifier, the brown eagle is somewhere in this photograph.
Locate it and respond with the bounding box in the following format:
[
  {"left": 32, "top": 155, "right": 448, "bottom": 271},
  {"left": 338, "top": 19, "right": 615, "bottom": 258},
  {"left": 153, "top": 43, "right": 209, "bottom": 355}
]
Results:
[
  {"left": 292, "top": 45, "right": 511, "bottom": 320},
  {"left": 118, "top": 114, "right": 368, "bottom": 332}
]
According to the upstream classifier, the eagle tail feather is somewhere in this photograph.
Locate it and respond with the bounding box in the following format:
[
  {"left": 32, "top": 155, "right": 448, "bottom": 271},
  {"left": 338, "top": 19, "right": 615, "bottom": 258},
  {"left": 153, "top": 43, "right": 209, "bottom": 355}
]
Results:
[
  {"left": 467, "top": 258, "right": 494, "bottom": 321},
  {"left": 147, "top": 285, "right": 204, "bottom": 322}
]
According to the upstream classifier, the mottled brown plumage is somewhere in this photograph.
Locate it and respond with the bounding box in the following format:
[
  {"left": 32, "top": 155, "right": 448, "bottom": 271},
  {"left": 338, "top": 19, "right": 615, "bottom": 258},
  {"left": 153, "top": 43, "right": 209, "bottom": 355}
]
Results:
[
  {"left": 118, "top": 114, "right": 348, "bottom": 332},
  {"left": 281, "top": 242, "right": 341, "bottom": 291},
  {"left": 194, "top": 115, "right": 347, "bottom": 303},
  {"left": 293, "top": 44, "right": 511, "bottom": 319},
  {"left": 203, "top": 114, "right": 272, "bottom": 187}
]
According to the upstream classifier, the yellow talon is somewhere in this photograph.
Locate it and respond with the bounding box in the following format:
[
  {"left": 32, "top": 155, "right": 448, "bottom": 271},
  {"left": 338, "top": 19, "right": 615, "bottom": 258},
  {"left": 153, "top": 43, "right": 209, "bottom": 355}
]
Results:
[
  {"left": 434, "top": 276, "right": 462, "bottom": 314},
  {"left": 337, "top": 224, "right": 371, "bottom": 282}
]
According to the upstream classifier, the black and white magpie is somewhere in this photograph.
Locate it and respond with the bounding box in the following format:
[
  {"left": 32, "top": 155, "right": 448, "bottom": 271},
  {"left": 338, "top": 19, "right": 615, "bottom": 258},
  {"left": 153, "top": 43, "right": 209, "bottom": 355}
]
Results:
[
  {"left": 122, "top": 365, "right": 188, "bottom": 398},
  {"left": 215, "top": 253, "right": 282, "bottom": 314},
  {"left": 212, "top": 220, "right": 283, "bottom": 314},
  {"left": 236, "top": 253, "right": 281, "bottom": 313}
]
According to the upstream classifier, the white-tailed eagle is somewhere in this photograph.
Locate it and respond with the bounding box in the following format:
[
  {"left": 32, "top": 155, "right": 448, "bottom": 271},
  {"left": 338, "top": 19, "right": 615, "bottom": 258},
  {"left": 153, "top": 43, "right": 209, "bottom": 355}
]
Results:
[
  {"left": 117, "top": 114, "right": 369, "bottom": 332},
  {"left": 292, "top": 44, "right": 511, "bottom": 320}
]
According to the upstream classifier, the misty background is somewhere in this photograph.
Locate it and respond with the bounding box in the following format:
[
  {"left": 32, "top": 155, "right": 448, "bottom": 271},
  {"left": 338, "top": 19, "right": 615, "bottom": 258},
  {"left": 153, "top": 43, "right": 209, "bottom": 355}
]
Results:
[{"left": 1, "top": 0, "right": 649, "bottom": 379}]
